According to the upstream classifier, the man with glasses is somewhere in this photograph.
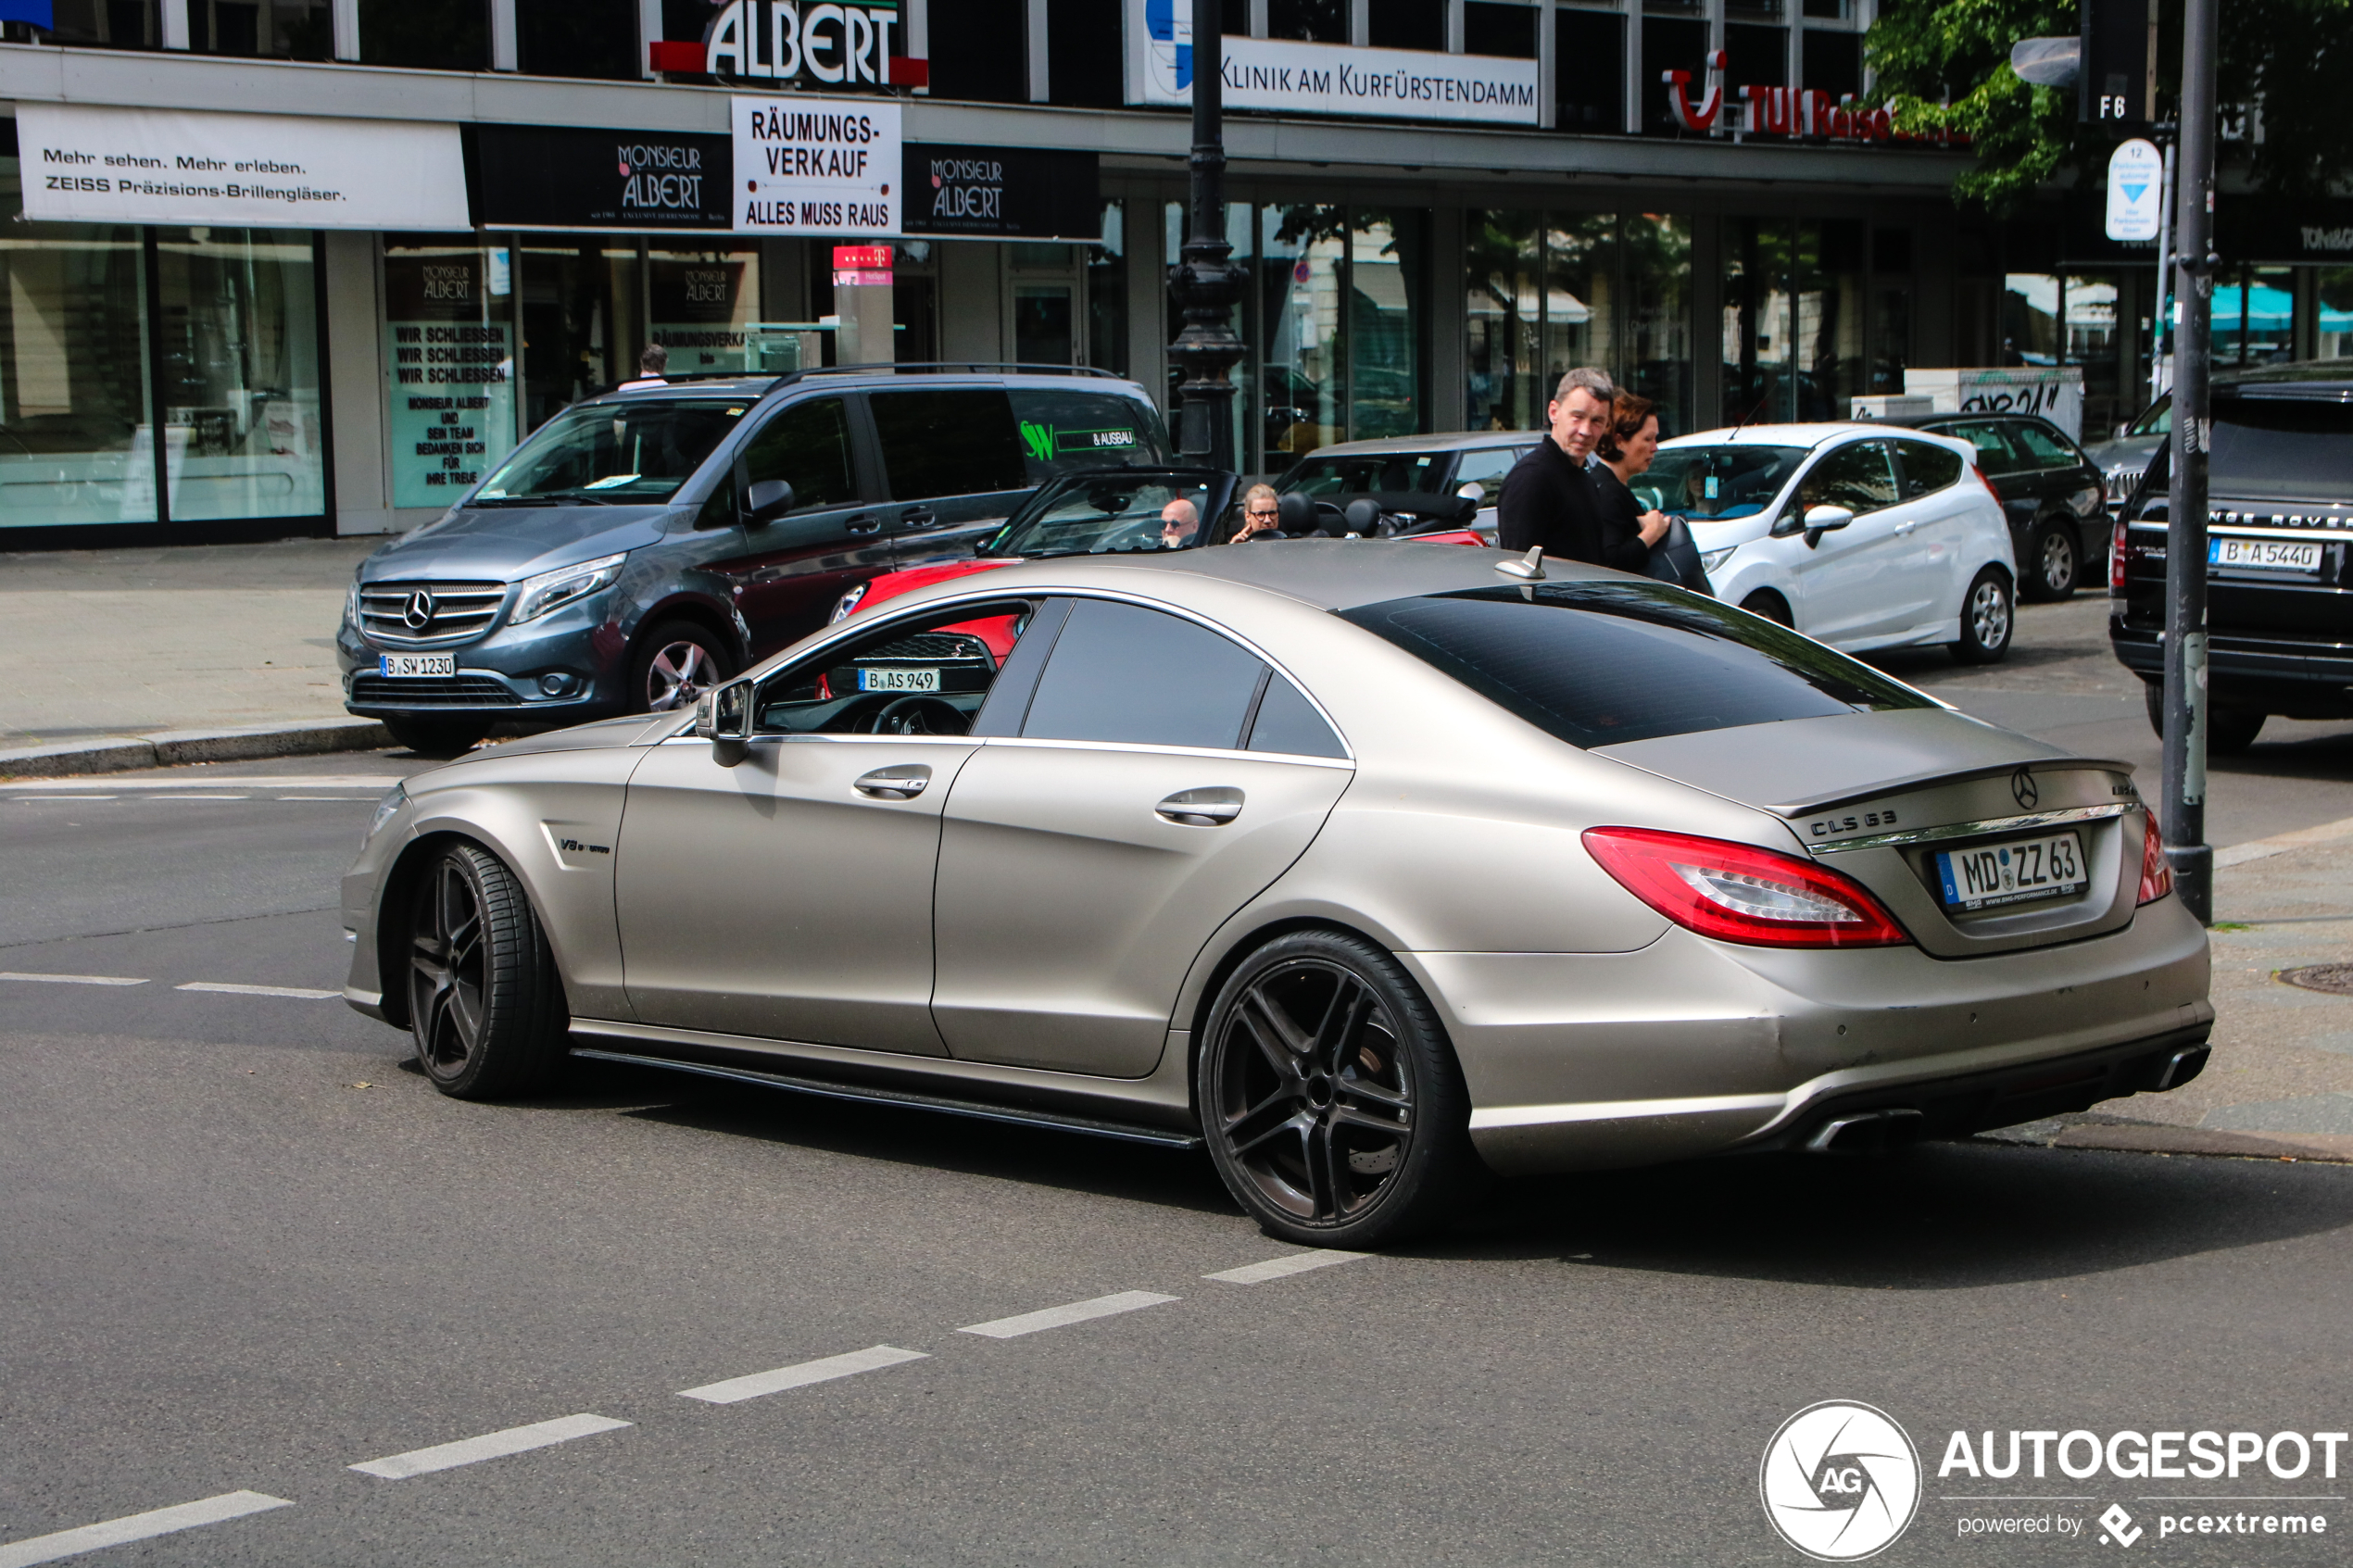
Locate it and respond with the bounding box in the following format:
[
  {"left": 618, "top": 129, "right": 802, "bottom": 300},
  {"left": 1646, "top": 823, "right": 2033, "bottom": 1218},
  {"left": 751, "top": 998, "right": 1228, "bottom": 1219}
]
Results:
[
  {"left": 1158, "top": 496, "right": 1201, "bottom": 548},
  {"left": 1228, "top": 483, "right": 1283, "bottom": 544}
]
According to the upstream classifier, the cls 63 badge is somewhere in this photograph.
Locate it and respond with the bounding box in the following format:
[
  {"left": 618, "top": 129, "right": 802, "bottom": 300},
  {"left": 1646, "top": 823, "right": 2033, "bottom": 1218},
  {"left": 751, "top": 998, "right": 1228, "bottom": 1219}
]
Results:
[{"left": 1809, "top": 809, "right": 1898, "bottom": 838}]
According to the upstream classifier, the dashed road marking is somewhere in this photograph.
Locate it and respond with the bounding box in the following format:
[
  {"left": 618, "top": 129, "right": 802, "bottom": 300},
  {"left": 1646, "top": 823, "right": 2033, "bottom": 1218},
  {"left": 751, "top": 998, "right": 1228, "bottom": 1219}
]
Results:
[
  {"left": 959, "top": 1291, "right": 1179, "bottom": 1339},
  {"left": 0, "top": 776, "right": 405, "bottom": 792},
  {"left": 1204, "top": 1250, "right": 1369, "bottom": 1285},
  {"left": 10, "top": 796, "right": 118, "bottom": 802},
  {"left": 176, "top": 982, "right": 340, "bottom": 1000},
  {"left": 0, "top": 972, "right": 147, "bottom": 987},
  {"left": 679, "top": 1345, "right": 929, "bottom": 1405},
  {"left": 0, "top": 1490, "right": 292, "bottom": 1568},
  {"left": 277, "top": 796, "right": 375, "bottom": 802},
  {"left": 349, "top": 1414, "right": 631, "bottom": 1479},
  {"left": 157, "top": 795, "right": 249, "bottom": 801}
]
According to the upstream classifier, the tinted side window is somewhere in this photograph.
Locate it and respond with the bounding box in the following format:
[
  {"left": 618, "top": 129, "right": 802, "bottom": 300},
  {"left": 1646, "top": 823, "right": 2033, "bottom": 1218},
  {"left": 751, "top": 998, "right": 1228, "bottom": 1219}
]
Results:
[
  {"left": 1005, "top": 389, "right": 1173, "bottom": 483},
  {"left": 1894, "top": 439, "right": 1964, "bottom": 497},
  {"left": 2212, "top": 395, "right": 2353, "bottom": 500},
  {"left": 1796, "top": 441, "right": 1899, "bottom": 516},
  {"left": 1022, "top": 599, "right": 1266, "bottom": 749},
  {"left": 1247, "top": 675, "right": 1346, "bottom": 758},
  {"left": 1947, "top": 420, "right": 2025, "bottom": 474},
  {"left": 1340, "top": 582, "right": 1934, "bottom": 749},
  {"left": 2008, "top": 421, "right": 2078, "bottom": 467},
  {"left": 740, "top": 397, "right": 857, "bottom": 510},
  {"left": 871, "top": 388, "right": 1029, "bottom": 500},
  {"left": 754, "top": 600, "right": 1038, "bottom": 735}
]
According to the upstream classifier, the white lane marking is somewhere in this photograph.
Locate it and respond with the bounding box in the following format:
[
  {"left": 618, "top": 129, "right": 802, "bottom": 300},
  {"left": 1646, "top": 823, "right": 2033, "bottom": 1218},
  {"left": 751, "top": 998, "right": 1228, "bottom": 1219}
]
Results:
[
  {"left": 0, "top": 1490, "right": 292, "bottom": 1568},
  {"left": 679, "top": 1344, "right": 929, "bottom": 1405},
  {"left": 11, "top": 796, "right": 117, "bottom": 802},
  {"left": 176, "top": 982, "right": 340, "bottom": 1000},
  {"left": 0, "top": 972, "right": 147, "bottom": 987},
  {"left": 1204, "top": 1250, "right": 1369, "bottom": 1285},
  {"left": 0, "top": 776, "right": 406, "bottom": 792},
  {"left": 958, "top": 1291, "right": 1179, "bottom": 1339},
  {"left": 157, "top": 795, "right": 249, "bottom": 801},
  {"left": 349, "top": 1413, "right": 631, "bottom": 1479},
  {"left": 277, "top": 796, "right": 375, "bottom": 802}
]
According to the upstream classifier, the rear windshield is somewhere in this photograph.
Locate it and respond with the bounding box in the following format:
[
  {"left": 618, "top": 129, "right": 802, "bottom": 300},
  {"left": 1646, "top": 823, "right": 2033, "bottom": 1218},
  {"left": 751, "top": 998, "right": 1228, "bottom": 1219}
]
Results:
[
  {"left": 1637, "top": 445, "right": 1808, "bottom": 520},
  {"left": 473, "top": 398, "right": 747, "bottom": 505},
  {"left": 1340, "top": 582, "right": 1935, "bottom": 749},
  {"left": 2211, "top": 395, "right": 2353, "bottom": 501}
]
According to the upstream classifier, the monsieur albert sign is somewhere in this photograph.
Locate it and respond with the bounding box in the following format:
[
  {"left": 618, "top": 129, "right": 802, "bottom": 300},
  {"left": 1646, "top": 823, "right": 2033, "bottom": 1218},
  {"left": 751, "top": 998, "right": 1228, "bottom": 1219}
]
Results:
[
  {"left": 469, "top": 124, "right": 733, "bottom": 231},
  {"left": 900, "top": 144, "right": 1100, "bottom": 241}
]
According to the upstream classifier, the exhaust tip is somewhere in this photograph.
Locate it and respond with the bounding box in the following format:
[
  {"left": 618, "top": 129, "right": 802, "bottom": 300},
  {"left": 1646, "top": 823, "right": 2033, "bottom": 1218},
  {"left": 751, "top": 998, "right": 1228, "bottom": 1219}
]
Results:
[
  {"left": 2151, "top": 1044, "right": 2210, "bottom": 1092},
  {"left": 1806, "top": 1108, "right": 1926, "bottom": 1155}
]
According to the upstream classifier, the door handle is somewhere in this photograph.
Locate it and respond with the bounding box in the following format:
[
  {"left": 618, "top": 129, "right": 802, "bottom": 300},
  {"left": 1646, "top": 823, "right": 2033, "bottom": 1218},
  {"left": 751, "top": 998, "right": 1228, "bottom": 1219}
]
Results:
[
  {"left": 1156, "top": 787, "right": 1243, "bottom": 826},
  {"left": 901, "top": 508, "right": 938, "bottom": 529},
  {"left": 847, "top": 514, "right": 883, "bottom": 535},
  {"left": 854, "top": 764, "right": 932, "bottom": 799},
  {"left": 1894, "top": 521, "right": 1919, "bottom": 535}
]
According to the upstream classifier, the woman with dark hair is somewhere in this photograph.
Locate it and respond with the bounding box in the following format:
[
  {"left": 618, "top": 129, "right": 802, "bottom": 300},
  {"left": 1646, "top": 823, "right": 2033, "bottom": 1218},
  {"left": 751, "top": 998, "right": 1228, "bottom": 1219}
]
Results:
[{"left": 1597, "top": 391, "right": 1713, "bottom": 594}]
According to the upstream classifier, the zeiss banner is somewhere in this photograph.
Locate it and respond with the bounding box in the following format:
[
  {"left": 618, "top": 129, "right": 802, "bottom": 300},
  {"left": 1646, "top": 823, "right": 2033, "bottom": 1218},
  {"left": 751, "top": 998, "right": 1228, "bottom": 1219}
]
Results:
[{"left": 1126, "top": 0, "right": 1538, "bottom": 125}]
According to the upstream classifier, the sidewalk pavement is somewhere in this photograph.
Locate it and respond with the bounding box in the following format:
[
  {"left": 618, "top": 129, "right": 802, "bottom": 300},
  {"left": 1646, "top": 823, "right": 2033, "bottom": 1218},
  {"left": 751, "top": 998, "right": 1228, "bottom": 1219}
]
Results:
[{"left": 0, "top": 536, "right": 378, "bottom": 749}]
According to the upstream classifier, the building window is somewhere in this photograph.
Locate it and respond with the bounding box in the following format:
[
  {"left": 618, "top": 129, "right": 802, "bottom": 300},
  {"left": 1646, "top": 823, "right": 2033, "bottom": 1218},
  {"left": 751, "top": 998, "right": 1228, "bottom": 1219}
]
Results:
[
  {"left": 1802, "top": 30, "right": 1861, "bottom": 100},
  {"left": 189, "top": 0, "right": 332, "bottom": 58},
  {"left": 1050, "top": 0, "right": 1125, "bottom": 107},
  {"left": 359, "top": 0, "right": 491, "bottom": 70},
  {"left": 2319, "top": 269, "right": 2353, "bottom": 359},
  {"left": 1725, "top": 23, "right": 1785, "bottom": 90},
  {"left": 930, "top": 0, "right": 1026, "bottom": 103},
  {"left": 1642, "top": 19, "right": 1709, "bottom": 134},
  {"left": 1556, "top": 10, "right": 1626, "bottom": 133},
  {"left": 1469, "top": 210, "right": 1692, "bottom": 436},
  {"left": 1623, "top": 212, "right": 1692, "bottom": 430},
  {"left": 518, "top": 0, "right": 640, "bottom": 79},
  {"left": 1369, "top": 0, "right": 1442, "bottom": 49},
  {"left": 1464, "top": 0, "right": 1537, "bottom": 58},
  {"left": 1268, "top": 0, "right": 1347, "bottom": 42},
  {"left": 155, "top": 227, "right": 325, "bottom": 522},
  {"left": 1870, "top": 226, "right": 1913, "bottom": 396},
  {"left": 38, "top": 0, "right": 159, "bottom": 47},
  {"left": 1722, "top": 218, "right": 1864, "bottom": 424}
]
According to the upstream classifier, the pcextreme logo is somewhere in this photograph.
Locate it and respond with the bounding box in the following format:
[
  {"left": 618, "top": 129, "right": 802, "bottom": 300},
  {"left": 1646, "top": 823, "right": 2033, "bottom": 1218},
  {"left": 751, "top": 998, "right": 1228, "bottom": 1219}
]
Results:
[{"left": 1761, "top": 1401, "right": 1923, "bottom": 1561}]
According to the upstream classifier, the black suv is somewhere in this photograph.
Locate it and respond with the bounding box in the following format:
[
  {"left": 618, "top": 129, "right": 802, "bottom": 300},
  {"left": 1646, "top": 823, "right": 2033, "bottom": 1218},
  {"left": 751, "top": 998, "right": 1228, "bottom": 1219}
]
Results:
[
  {"left": 2111, "top": 367, "right": 2353, "bottom": 752},
  {"left": 1879, "top": 412, "right": 2108, "bottom": 599}
]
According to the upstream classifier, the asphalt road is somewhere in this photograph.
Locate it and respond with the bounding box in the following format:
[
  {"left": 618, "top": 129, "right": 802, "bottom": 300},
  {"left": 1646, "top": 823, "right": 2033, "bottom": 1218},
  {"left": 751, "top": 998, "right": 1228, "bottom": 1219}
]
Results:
[{"left": 4, "top": 616, "right": 2352, "bottom": 1567}]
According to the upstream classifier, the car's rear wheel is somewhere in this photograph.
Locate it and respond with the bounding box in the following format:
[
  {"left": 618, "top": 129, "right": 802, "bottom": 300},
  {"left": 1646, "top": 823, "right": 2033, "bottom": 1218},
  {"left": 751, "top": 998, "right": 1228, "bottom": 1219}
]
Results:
[
  {"left": 382, "top": 716, "right": 490, "bottom": 758},
  {"left": 1950, "top": 569, "right": 2014, "bottom": 664},
  {"left": 407, "top": 842, "right": 569, "bottom": 1099},
  {"left": 629, "top": 620, "right": 733, "bottom": 714},
  {"left": 2142, "top": 681, "right": 2267, "bottom": 753},
  {"left": 1199, "top": 930, "right": 1478, "bottom": 1248},
  {"left": 2024, "top": 520, "right": 2080, "bottom": 600}
]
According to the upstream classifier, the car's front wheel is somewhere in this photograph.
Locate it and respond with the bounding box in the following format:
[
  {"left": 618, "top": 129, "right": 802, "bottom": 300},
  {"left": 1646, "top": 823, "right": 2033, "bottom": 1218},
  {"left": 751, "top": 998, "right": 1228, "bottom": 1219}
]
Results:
[
  {"left": 2024, "top": 519, "right": 2081, "bottom": 600},
  {"left": 406, "top": 842, "right": 569, "bottom": 1098},
  {"left": 1950, "top": 569, "right": 2014, "bottom": 664},
  {"left": 1198, "top": 930, "right": 1478, "bottom": 1248},
  {"left": 629, "top": 620, "right": 733, "bottom": 714}
]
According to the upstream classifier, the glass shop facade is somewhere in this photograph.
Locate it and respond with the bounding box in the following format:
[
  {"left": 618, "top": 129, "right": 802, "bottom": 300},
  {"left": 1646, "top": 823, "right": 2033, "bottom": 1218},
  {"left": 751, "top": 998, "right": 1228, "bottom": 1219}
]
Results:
[{"left": 0, "top": 0, "right": 2300, "bottom": 546}]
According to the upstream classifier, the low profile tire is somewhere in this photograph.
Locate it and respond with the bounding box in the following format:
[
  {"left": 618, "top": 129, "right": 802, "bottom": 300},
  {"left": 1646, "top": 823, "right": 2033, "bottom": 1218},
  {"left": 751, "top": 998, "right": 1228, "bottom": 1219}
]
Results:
[
  {"left": 2023, "top": 520, "right": 2081, "bottom": 601},
  {"left": 1198, "top": 930, "right": 1478, "bottom": 1248},
  {"left": 1740, "top": 590, "right": 1793, "bottom": 628},
  {"left": 407, "top": 842, "right": 569, "bottom": 1099},
  {"left": 1949, "top": 569, "right": 2014, "bottom": 664},
  {"left": 2142, "top": 681, "right": 2267, "bottom": 753},
  {"left": 628, "top": 620, "right": 733, "bottom": 715},
  {"left": 382, "top": 716, "right": 490, "bottom": 758}
]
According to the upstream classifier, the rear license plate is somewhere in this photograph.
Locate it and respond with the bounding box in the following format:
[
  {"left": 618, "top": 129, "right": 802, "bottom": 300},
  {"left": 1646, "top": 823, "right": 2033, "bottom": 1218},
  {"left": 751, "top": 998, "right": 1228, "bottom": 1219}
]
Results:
[
  {"left": 2209, "top": 537, "right": 2322, "bottom": 573},
  {"left": 1935, "top": 832, "right": 2088, "bottom": 912},
  {"left": 858, "top": 666, "right": 939, "bottom": 693},
  {"left": 378, "top": 654, "right": 456, "bottom": 678}
]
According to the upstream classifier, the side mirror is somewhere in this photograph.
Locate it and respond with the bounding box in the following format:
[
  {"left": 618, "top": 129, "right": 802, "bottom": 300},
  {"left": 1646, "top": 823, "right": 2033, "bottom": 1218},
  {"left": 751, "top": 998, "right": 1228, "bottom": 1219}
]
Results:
[
  {"left": 1455, "top": 481, "right": 1485, "bottom": 503},
  {"left": 1803, "top": 504, "right": 1855, "bottom": 547},
  {"left": 746, "top": 478, "right": 795, "bottom": 525},
  {"left": 697, "top": 677, "right": 753, "bottom": 765}
]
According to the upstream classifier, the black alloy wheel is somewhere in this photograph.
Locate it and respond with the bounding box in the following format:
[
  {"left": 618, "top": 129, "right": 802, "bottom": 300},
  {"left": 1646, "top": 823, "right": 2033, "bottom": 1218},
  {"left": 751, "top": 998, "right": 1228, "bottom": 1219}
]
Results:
[
  {"left": 1200, "top": 930, "right": 1477, "bottom": 1248},
  {"left": 2024, "top": 520, "right": 2080, "bottom": 601},
  {"left": 407, "top": 843, "right": 568, "bottom": 1098}
]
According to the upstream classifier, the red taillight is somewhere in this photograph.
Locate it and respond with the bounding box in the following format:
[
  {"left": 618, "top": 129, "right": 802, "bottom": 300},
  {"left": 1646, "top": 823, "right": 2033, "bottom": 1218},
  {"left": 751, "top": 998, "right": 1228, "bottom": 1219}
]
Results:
[
  {"left": 1582, "top": 827, "right": 1911, "bottom": 949},
  {"left": 2137, "top": 813, "right": 2173, "bottom": 906},
  {"left": 2111, "top": 513, "right": 2130, "bottom": 593},
  {"left": 1976, "top": 465, "right": 2004, "bottom": 505}
]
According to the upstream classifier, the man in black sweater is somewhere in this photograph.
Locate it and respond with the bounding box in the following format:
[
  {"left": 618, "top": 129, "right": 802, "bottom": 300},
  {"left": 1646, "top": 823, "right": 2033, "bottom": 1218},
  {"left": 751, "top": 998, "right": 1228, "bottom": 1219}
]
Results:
[{"left": 1497, "top": 367, "right": 1667, "bottom": 571}]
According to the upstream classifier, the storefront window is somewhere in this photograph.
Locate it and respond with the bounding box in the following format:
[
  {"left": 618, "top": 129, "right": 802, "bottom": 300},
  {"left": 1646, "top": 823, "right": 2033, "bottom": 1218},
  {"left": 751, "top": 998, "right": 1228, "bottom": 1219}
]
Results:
[
  {"left": 191, "top": 0, "right": 332, "bottom": 58},
  {"left": 1545, "top": 213, "right": 1617, "bottom": 400},
  {"left": 518, "top": 0, "right": 638, "bottom": 78},
  {"left": 39, "top": 0, "right": 159, "bottom": 47},
  {"left": 518, "top": 237, "right": 645, "bottom": 430},
  {"left": 382, "top": 236, "right": 518, "bottom": 509},
  {"left": 649, "top": 245, "right": 760, "bottom": 375},
  {"left": 1622, "top": 212, "right": 1691, "bottom": 433},
  {"left": 359, "top": 0, "right": 490, "bottom": 70},
  {"left": 1723, "top": 218, "right": 1861, "bottom": 423},
  {"left": 2002, "top": 273, "right": 2060, "bottom": 364},
  {"left": 1164, "top": 200, "right": 1253, "bottom": 467},
  {"left": 2064, "top": 271, "right": 2122, "bottom": 434},
  {"left": 1262, "top": 205, "right": 1348, "bottom": 459},
  {"left": 2319, "top": 268, "right": 2353, "bottom": 359},
  {"left": 1350, "top": 210, "right": 1426, "bottom": 440},
  {"left": 1087, "top": 201, "right": 1128, "bottom": 378},
  {"left": 155, "top": 227, "right": 324, "bottom": 522},
  {"left": 2212, "top": 264, "right": 2296, "bottom": 366},
  {"left": 0, "top": 162, "right": 155, "bottom": 532},
  {"left": 1471, "top": 209, "right": 1690, "bottom": 436},
  {"left": 1466, "top": 210, "right": 1542, "bottom": 432}
]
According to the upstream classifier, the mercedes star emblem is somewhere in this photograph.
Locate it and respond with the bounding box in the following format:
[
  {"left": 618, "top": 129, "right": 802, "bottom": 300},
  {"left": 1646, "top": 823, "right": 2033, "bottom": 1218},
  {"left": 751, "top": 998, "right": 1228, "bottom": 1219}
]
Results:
[
  {"left": 402, "top": 589, "right": 435, "bottom": 632},
  {"left": 2011, "top": 767, "right": 2040, "bottom": 811}
]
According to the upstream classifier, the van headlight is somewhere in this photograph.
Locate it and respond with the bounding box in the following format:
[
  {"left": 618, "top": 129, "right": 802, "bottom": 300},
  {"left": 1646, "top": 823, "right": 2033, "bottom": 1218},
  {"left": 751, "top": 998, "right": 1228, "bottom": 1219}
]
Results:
[{"left": 511, "top": 552, "right": 627, "bottom": 625}]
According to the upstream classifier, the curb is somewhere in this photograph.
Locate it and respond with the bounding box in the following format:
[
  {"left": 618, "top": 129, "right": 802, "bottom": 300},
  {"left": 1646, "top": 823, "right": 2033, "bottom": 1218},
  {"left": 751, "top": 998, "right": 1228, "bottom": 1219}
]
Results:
[{"left": 0, "top": 720, "right": 393, "bottom": 780}]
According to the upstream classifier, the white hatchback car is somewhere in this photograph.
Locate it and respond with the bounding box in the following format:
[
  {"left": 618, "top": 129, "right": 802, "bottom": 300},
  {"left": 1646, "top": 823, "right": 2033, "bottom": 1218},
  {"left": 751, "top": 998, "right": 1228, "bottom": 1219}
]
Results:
[{"left": 1637, "top": 424, "right": 2020, "bottom": 661}]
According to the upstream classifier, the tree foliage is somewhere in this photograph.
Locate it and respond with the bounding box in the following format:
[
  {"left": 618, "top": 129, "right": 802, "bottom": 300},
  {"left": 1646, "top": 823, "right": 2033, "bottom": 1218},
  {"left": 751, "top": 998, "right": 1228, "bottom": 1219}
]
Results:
[{"left": 1866, "top": 0, "right": 2353, "bottom": 211}]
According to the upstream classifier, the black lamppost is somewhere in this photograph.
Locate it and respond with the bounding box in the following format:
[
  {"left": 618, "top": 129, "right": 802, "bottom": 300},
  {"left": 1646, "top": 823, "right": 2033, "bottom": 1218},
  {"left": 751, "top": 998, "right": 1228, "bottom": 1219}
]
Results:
[{"left": 1166, "top": 0, "right": 1246, "bottom": 469}]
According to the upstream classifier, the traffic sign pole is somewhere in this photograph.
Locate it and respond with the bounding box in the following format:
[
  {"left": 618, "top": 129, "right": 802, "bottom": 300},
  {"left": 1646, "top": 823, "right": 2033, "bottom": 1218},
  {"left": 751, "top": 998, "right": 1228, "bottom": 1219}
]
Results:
[{"left": 2162, "top": 0, "right": 2217, "bottom": 924}]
